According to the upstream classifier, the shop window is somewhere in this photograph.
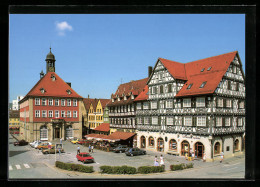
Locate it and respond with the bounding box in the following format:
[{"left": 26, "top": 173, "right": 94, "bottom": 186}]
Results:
[
  {"left": 214, "top": 142, "right": 220, "bottom": 154},
  {"left": 40, "top": 126, "right": 48, "bottom": 141},
  {"left": 148, "top": 136, "right": 154, "bottom": 147},
  {"left": 169, "top": 139, "right": 177, "bottom": 150},
  {"left": 226, "top": 146, "right": 230, "bottom": 151},
  {"left": 234, "top": 139, "right": 239, "bottom": 151}
]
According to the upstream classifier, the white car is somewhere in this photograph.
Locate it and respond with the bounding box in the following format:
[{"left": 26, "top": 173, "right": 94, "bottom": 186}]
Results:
[{"left": 29, "top": 141, "right": 37, "bottom": 147}]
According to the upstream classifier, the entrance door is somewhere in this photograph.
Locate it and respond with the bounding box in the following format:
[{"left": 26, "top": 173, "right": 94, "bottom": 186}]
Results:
[
  {"left": 55, "top": 128, "right": 60, "bottom": 138},
  {"left": 194, "top": 142, "right": 204, "bottom": 158},
  {"left": 181, "top": 141, "right": 190, "bottom": 156},
  {"left": 140, "top": 136, "right": 146, "bottom": 148},
  {"left": 157, "top": 138, "right": 164, "bottom": 152}
]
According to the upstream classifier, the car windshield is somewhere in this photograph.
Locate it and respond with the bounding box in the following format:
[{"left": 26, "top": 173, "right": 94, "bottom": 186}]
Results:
[{"left": 82, "top": 154, "right": 91, "bottom": 157}]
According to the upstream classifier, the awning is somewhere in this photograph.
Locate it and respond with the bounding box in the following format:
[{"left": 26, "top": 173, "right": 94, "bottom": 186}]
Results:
[
  {"left": 93, "top": 123, "right": 110, "bottom": 132},
  {"left": 107, "top": 131, "right": 136, "bottom": 141}
]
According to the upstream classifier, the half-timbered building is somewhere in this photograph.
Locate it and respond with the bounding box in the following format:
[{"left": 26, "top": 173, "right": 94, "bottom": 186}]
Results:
[{"left": 135, "top": 51, "right": 245, "bottom": 161}]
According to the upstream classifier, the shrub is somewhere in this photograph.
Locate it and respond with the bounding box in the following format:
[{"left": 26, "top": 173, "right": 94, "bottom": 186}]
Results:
[
  {"left": 170, "top": 164, "right": 184, "bottom": 171},
  {"left": 55, "top": 161, "right": 94, "bottom": 173},
  {"left": 99, "top": 165, "right": 137, "bottom": 174},
  {"left": 137, "top": 166, "right": 165, "bottom": 174},
  {"left": 185, "top": 163, "right": 194, "bottom": 169}
]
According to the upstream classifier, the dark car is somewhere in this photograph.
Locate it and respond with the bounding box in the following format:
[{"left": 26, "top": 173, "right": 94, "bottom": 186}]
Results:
[
  {"left": 14, "top": 140, "right": 28, "bottom": 146},
  {"left": 113, "top": 145, "right": 129, "bottom": 153},
  {"left": 125, "top": 148, "right": 146, "bottom": 156}
]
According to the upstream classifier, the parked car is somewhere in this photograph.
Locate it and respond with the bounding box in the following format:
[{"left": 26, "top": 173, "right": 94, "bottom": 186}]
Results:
[
  {"left": 125, "top": 148, "right": 146, "bottom": 156},
  {"left": 71, "top": 138, "right": 79, "bottom": 144},
  {"left": 33, "top": 141, "right": 43, "bottom": 148},
  {"left": 30, "top": 141, "right": 41, "bottom": 147},
  {"left": 77, "top": 139, "right": 87, "bottom": 145},
  {"left": 76, "top": 152, "right": 95, "bottom": 163},
  {"left": 13, "top": 131, "right": 19, "bottom": 134},
  {"left": 42, "top": 147, "right": 65, "bottom": 154},
  {"left": 36, "top": 142, "right": 54, "bottom": 150},
  {"left": 14, "top": 140, "right": 28, "bottom": 146},
  {"left": 113, "top": 145, "right": 129, "bottom": 153}
]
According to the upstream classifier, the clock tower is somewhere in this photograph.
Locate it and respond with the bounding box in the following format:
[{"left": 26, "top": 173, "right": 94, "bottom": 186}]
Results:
[{"left": 45, "top": 47, "right": 56, "bottom": 73}]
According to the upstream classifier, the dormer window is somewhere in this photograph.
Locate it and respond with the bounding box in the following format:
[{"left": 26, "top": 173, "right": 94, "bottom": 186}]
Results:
[
  {"left": 187, "top": 83, "right": 193, "bottom": 90},
  {"left": 200, "top": 82, "right": 207, "bottom": 88},
  {"left": 207, "top": 67, "right": 212, "bottom": 71},
  {"left": 66, "top": 89, "right": 72, "bottom": 95},
  {"left": 131, "top": 95, "right": 134, "bottom": 99},
  {"left": 112, "top": 98, "right": 114, "bottom": 103},
  {"left": 124, "top": 96, "right": 127, "bottom": 100},
  {"left": 201, "top": 68, "right": 205, "bottom": 72},
  {"left": 117, "top": 97, "right": 120, "bottom": 101},
  {"left": 40, "top": 88, "right": 46, "bottom": 93},
  {"left": 51, "top": 74, "right": 56, "bottom": 81}
]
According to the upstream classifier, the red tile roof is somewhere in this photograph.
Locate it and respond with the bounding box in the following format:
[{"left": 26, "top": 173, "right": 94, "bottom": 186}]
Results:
[
  {"left": 158, "top": 58, "right": 187, "bottom": 80},
  {"left": 107, "top": 78, "right": 148, "bottom": 106},
  {"left": 175, "top": 51, "right": 238, "bottom": 97},
  {"left": 134, "top": 85, "right": 149, "bottom": 101},
  {"left": 20, "top": 72, "right": 82, "bottom": 103},
  {"left": 83, "top": 98, "right": 110, "bottom": 111},
  {"left": 94, "top": 123, "right": 110, "bottom": 132}
]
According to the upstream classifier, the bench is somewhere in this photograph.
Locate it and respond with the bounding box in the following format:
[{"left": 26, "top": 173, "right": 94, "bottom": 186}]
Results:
[{"left": 167, "top": 150, "right": 179, "bottom": 156}]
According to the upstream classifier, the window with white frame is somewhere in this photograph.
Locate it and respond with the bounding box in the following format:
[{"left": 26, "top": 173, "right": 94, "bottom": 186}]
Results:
[
  {"left": 137, "top": 117, "right": 142, "bottom": 125},
  {"left": 61, "top": 111, "right": 65, "bottom": 118},
  {"left": 233, "top": 66, "right": 237, "bottom": 74},
  {"left": 55, "top": 110, "right": 59, "bottom": 118},
  {"left": 225, "top": 117, "right": 231, "bottom": 126},
  {"left": 67, "top": 111, "right": 71, "bottom": 118},
  {"left": 184, "top": 116, "right": 192, "bottom": 126},
  {"left": 151, "top": 101, "right": 157, "bottom": 109},
  {"left": 40, "top": 126, "right": 48, "bottom": 140},
  {"left": 152, "top": 86, "right": 157, "bottom": 94},
  {"left": 143, "top": 102, "right": 149, "bottom": 109},
  {"left": 197, "top": 116, "right": 206, "bottom": 126},
  {"left": 35, "top": 98, "right": 40, "bottom": 105},
  {"left": 67, "top": 99, "right": 71, "bottom": 106},
  {"left": 48, "top": 110, "right": 53, "bottom": 118},
  {"left": 166, "top": 100, "right": 173, "bottom": 108},
  {"left": 55, "top": 99, "right": 59, "bottom": 106},
  {"left": 183, "top": 98, "right": 191, "bottom": 107},
  {"left": 159, "top": 100, "right": 165, "bottom": 109},
  {"left": 237, "top": 118, "right": 243, "bottom": 126},
  {"left": 42, "top": 110, "right": 47, "bottom": 118},
  {"left": 61, "top": 99, "right": 65, "bottom": 106},
  {"left": 73, "top": 111, "right": 77, "bottom": 118},
  {"left": 152, "top": 116, "right": 158, "bottom": 125},
  {"left": 66, "top": 126, "right": 73, "bottom": 138},
  {"left": 216, "top": 117, "right": 222, "bottom": 127},
  {"left": 217, "top": 98, "right": 223, "bottom": 107},
  {"left": 226, "top": 99, "right": 232, "bottom": 108},
  {"left": 35, "top": 110, "right": 40, "bottom": 118},
  {"left": 42, "top": 98, "right": 47, "bottom": 106},
  {"left": 48, "top": 98, "right": 53, "bottom": 106},
  {"left": 196, "top": 97, "right": 205, "bottom": 107},
  {"left": 144, "top": 117, "right": 149, "bottom": 124},
  {"left": 166, "top": 117, "right": 173, "bottom": 125},
  {"left": 239, "top": 101, "right": 244, "bottom": 109},
  {"left": 73, "top": 99, "right": 77, "bottom": 106},
  {"left": 137, "top": 103, "right": 142, "bottom": 110}
]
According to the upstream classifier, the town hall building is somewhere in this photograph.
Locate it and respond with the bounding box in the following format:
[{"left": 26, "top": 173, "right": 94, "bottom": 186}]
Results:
[{"left": 19, "top": 48, "right": 84, "bottom": 142}]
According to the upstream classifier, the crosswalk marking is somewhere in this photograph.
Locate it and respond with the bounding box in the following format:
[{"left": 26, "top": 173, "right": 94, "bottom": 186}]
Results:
[
  {"left": 9, "top": 166, "right": 13, "bottom": 170},
  {"left": 24, "top": 164, "right": 30, "bottom": 168},
  {"left": 15, "top": 165, "right": 21, "bottom": 170}
]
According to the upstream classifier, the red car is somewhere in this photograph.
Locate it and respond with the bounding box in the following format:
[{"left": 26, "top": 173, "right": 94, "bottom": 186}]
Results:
[
  {"left": 77, "top": 139, "right": 87, "bottom": 145},
  {"left": 76, "top": 152, "right": 95, "bottom": 164}
]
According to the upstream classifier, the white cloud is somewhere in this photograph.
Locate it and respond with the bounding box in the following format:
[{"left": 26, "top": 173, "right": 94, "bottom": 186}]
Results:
[{"left": 55, "top": 21, "right": 73, "bottom": 36}]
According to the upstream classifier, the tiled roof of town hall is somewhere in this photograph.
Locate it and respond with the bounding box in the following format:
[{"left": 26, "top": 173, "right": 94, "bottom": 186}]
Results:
[
  {"left": 134, "top": 85, "right": 149, "bottom": 101},
  {"left": 175, "top": 51, "right": 238, "bottom": 97},
  {"left": 20, "top": 72, "right": 82, "bottom": 103}
]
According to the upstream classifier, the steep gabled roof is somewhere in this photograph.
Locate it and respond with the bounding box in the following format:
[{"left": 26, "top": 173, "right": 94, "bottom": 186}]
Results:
[
  {"left": 158, "top": 58, "right": 187, "bottom": 80},
  {"left": 175, "top": 51, "right": 238, "bottom": 97},
  {"left": 134, "top": 85, "right": 149, "bottom": 101},
  {"left": 107, "top": 78, "right": 148, "bottom": 106},
  {"left": 20, "top": 72, "right": 82, "bottom": 103},
  {"left": 83, "top": 98, "right": 110, "bottom": 111}
]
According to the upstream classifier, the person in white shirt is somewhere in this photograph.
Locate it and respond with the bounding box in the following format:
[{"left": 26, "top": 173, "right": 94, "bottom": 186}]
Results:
[{"left": 160, "top": 155, "right": 165, "bottom": 169}]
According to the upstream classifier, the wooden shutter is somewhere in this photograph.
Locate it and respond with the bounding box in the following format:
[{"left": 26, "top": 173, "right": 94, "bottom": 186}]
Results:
[
  {"left": 228, "top": 81, "right": 231, "bottom": 90},
  {"left": 236, "top": 82, "right": 239, "bottom": 91},
  {"left": 223, "top": 98, "right": 226, "bottom": 108},
  {"left": 216, "top": 97, "right": 219, "bottom": 108},
  {"left": 206, "top": 116, "right": 209, "bottom": 127},
  {"left": 222, "top": 117, "right": 225, "bottom": 127},
  {"left": 158, "top": 116, "right": 161, "bottom": 126},
  {"left": 192, "top": 116, "right": 196, "bottom": 127}
]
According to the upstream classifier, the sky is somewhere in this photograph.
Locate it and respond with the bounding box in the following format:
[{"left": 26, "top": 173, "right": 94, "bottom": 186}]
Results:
[{"left": 9, "top": 14, "right": 245, "bottom": 102}]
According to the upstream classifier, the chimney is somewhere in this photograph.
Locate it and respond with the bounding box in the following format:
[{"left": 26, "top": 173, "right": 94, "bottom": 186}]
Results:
[
  {"left": 66, "top": 82, "right": 71, "bottom": 87},
  {"left": 40, "top": 70, "right": 44, "bottom": 79},
  {"left": 148, "top": 66, "right": 153, "bottom": 77},
  {"left": 88, "top": 95, "right": 89, "bottom": 99}
]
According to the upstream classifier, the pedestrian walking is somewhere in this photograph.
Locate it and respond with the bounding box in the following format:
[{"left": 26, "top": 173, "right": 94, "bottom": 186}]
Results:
[
  {"left": 88, "top": 145, "right": 91, "bottom": 153},
  {"left": 77, "top": 145, "right": 80, "bottom": 154},
  {"left": 203, "top": 152, "right": 206, "bottom": 162},
  {"left": 60, "top": 138, "right": 62, "bottom": 144},
  {"left": 192, "top": 151, "right": 195, "bottom": 161},
  {"left": 154, "top": 156, "right": 159, "bottom": 166},
  {"left": 220, "top": 151, "right": 224, "bottom": 163},
  {"left": 91, "top": 145, "right": 94, "bottom": 153},
  {"left": 58, "top": 147, "right": 61, "bottom": 156},
  {"left": 160, "top": 155, "right": 165, "bottom": 169}
]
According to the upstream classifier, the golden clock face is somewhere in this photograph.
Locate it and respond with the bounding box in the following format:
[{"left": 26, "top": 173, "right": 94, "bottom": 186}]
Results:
[{"left": 48, "top": 67, "right": 54, "bottom": 72}]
